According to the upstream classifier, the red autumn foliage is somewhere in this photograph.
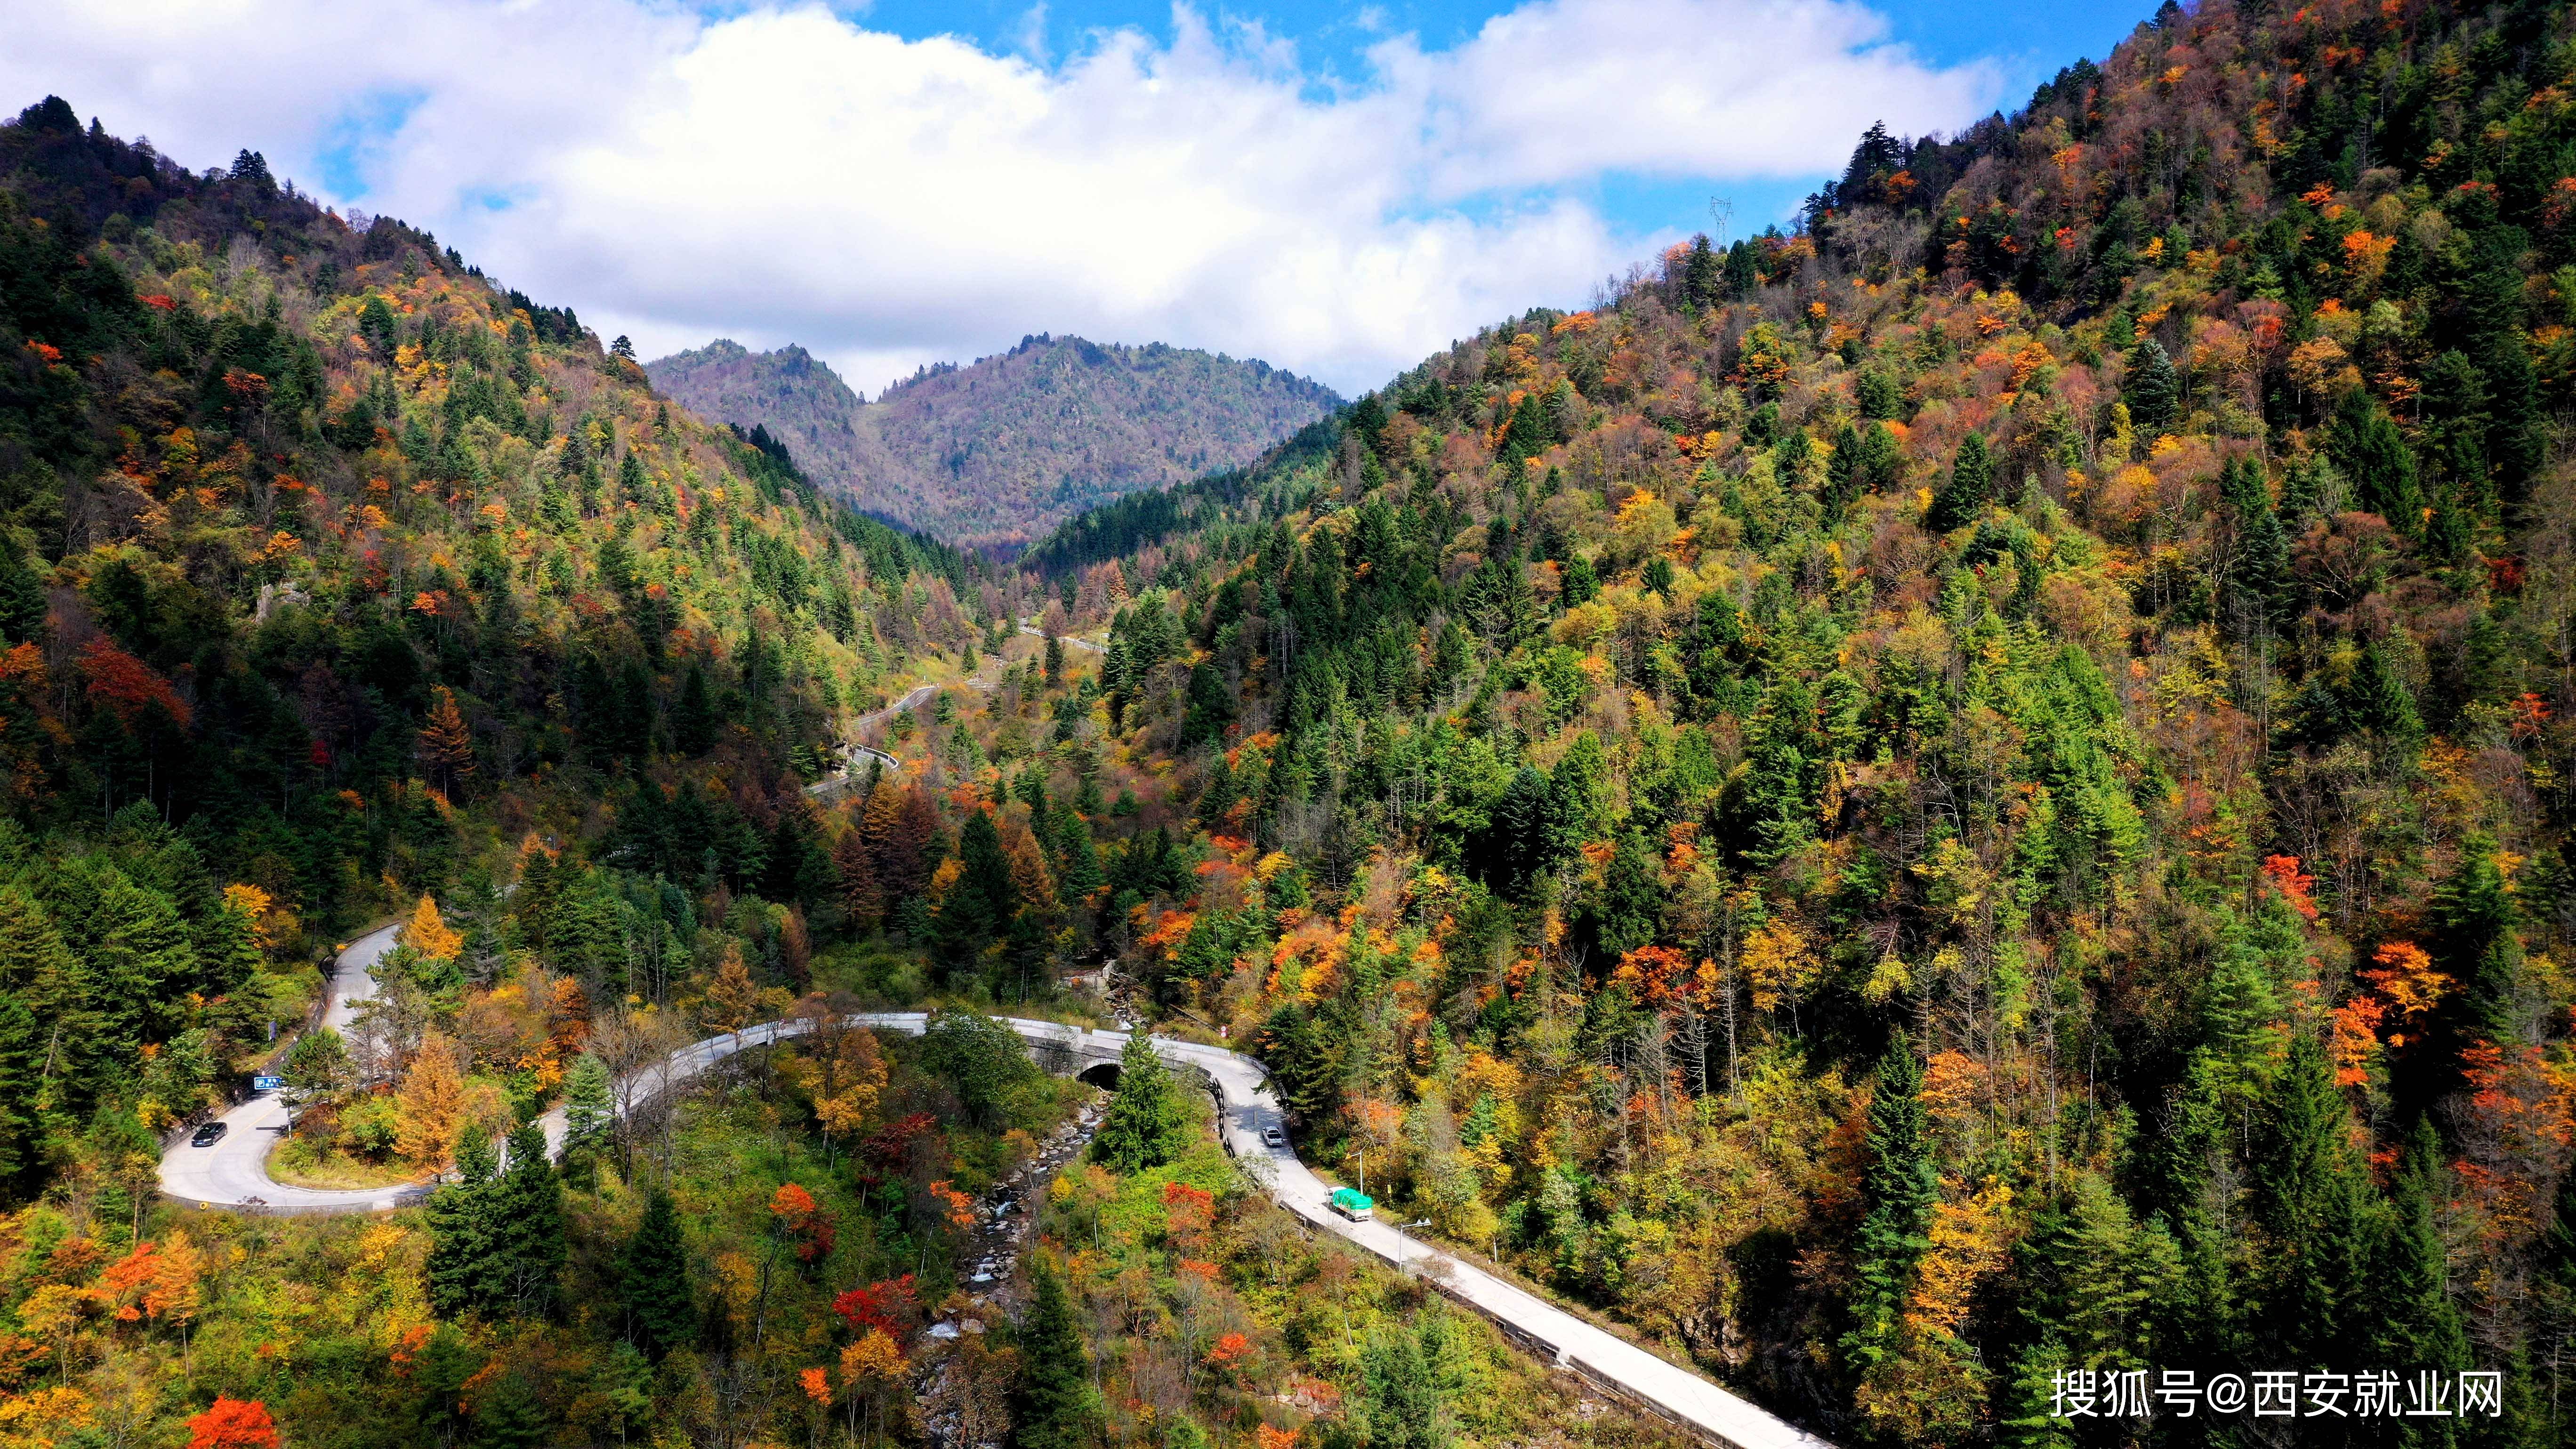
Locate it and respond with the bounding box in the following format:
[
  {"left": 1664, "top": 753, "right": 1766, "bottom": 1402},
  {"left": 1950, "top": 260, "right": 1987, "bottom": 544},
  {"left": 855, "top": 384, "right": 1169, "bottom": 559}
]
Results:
[
  {"left": 80, "top": 638, "right": 192, "bottom": 730},
  {"left": 187, "top": 1397, "right": 279, "bottom": 1449},
  {"left": 833, "top": 1273, "right": 917, "bottom": 1338},
  {"left": 859, "top": 1113, "right": 937, "bottom": 1184}
]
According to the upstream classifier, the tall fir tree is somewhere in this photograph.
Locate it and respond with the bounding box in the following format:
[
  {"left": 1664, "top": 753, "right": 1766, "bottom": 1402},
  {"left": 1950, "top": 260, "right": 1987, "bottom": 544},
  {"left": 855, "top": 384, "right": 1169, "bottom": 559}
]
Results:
[
  {"left": 1927, "top": 433, "right": 1992, "bottom": 531},
  {"left": 1091, "top": 1032, "right": 1189, "bottom": 1174},
  {"left": 620, "top": 1187, "right": 696, "bottom": 1360},
  {"left": 2221, "top": 455, "right": 2290, "bottom": 634},
  {"left": 1843, "top": 1044, "right": 1938, "bottom": 1370},
  {"left": 561, "top": 1051, "right": 613, "bottom": 1191},
  {"left": 494, "top": 1122, "right": 567, "bottom": 1318},
  {"left": 2370, "top": 1117, "right": 2469, "bottom": 1381},
  {"left": 2123, "top": 337, "right": 2180, "bottom": 432},
  {"left": 1009, "top": 1256, "right": 1101, "bottom": 1449},
  {"left": 2247, "top": 1035, "right": 2382, "bottom": 1370},
  {"left": 426, "top": 1134, "right": 504, "bottom": 1320}
]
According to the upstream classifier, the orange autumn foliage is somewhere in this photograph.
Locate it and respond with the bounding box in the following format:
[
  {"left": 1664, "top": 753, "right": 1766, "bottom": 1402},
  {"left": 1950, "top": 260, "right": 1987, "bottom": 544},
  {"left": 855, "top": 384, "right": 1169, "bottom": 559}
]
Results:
[
  {"left": 2261, "top": 854, "right": 2319, "bottom": 921},
  {"left": 187, "top": 1398, "right": 279, "bottom": 1449}
]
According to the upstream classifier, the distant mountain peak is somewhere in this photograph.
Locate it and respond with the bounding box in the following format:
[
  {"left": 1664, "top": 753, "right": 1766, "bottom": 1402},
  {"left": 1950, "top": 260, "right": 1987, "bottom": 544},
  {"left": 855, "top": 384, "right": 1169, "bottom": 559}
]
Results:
[{"left": 648, "top": 336, "right": 1338, "bottom": 550}]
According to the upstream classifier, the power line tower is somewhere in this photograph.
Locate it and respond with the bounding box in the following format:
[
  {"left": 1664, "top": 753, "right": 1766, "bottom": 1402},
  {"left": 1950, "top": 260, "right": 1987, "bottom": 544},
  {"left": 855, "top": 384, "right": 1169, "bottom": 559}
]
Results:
[{"left": 1707, "top": 197, "right": 1734, "bottom": 249}]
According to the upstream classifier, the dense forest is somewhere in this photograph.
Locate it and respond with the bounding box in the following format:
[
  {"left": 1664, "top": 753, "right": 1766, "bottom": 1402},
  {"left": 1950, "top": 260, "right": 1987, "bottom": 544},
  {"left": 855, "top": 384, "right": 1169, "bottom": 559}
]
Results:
[
  {"left": 648, "top": 336, "right": 1342, "bottom": 554},
  {"left": 26, "top": 0, "right": 2576, "bottom": 1441},
  {"left": 990, "top": 0, "right": 2576, "bottom": 1441},
  {"left": 0, "top": 87, "right": 1665, "bottom": 1449}
]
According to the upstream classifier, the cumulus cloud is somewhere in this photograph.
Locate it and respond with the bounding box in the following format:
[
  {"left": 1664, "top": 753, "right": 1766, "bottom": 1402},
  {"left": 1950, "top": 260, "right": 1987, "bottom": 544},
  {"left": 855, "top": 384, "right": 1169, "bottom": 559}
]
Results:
[{"left": 1, "top": 0, "right": 1998, "bottom": 394}]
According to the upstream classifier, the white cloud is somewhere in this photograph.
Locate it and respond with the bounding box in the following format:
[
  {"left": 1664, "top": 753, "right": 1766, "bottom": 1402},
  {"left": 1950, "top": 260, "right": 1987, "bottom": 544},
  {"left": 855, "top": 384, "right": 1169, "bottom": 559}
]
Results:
[{"left": 1, "top": 0, "right": 1998, "bottom": 395}]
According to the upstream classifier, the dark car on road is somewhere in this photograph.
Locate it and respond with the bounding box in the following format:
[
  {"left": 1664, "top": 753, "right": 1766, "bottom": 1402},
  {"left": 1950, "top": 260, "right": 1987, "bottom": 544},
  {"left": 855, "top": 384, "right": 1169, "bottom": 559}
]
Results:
[{"left": 190, "top": 1121, "right": 228, "bottom": 1148}]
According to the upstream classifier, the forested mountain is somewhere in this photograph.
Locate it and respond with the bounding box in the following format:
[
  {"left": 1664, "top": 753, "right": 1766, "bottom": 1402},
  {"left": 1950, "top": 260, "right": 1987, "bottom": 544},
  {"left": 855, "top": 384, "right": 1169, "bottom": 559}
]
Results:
[
  {"left": 649, "top": 333, "right": 1341, "bottom": 552},
  {"left": 994, "top": 0, "right": 2576, "bottom": 1438},
  {"left": 0, "top": 95, "right": 1660, "bottom": 1449},
  {"left": 641, "top": 338, "right": 870, "bottom": 512},
  {"left": 0, "top": 87, "right": 1045, "bottom": 1171}
]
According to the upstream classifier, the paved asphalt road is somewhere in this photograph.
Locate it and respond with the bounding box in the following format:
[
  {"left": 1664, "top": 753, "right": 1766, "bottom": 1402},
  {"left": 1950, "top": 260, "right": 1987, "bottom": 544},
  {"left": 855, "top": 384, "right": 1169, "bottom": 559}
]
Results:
[
  {"left": 156, "top": 920, "right": 424, "bottom": 1213},
  {"left": 160, "top": 953, "right": 1828, "bottom": 1449}
]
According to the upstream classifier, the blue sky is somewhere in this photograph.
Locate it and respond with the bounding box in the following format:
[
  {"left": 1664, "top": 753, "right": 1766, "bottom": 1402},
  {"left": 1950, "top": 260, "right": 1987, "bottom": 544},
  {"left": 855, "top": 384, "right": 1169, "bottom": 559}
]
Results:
[
  {"left": 830, "top": 0, "right": 2155, "bottom": 235},
  {"left": 11, "top": 0, "right": 2155, "bottom": 394}
]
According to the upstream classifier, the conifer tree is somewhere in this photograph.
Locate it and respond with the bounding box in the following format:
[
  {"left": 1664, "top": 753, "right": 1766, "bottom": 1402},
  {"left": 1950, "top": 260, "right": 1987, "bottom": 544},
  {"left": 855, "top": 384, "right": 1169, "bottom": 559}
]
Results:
[
  {"left": 418, "top": 686, "right": 475, "bottom": 796},
  {"left": 426, "top": 1134, "right": 503, "bottom": 1320},
  {"left": 1843, "top": 1044, "right": 1937, "bottom": 1370},
  {"left": 2221, "top": 455, "right": 2290, "bottom": 633},
  {"left": 933, "top": 809, "right": 1018, "bottom": 976},
  {"left": 1010, "top": 1256, "right": 1101, "bottom": 1449},
  {"left": 1927, "top": 434, "right": 1992, "bottom": 531},
  {"left": 2370, "top": 1117, "right": 2468, "bottom": 1375},
  {"left": 1362, "top": 1322, "right": 1448, "bottom": 1449},
  {"left": 2332, "top": 390, "right": 2423, "bottom": 529},
  {"left": 1092, "top": 1032, "right": 1188, "bottom": 1174},
  {"left": 673, "top": 661, "right": 719, "bottom": 755},
  {"left": 1824, "top": 422, "right": 1861, "bottom": 517},
  {"left": 2436, "top": 833, "right": 2522, "bottom": 1050},
  {"left": 561, "top": 1052, "right": 613, "bottom": 1191},
  {"left": 471, "top": 1371, "right": 551, "bottom": 1449},
  {"left": 2123, "top": 338, "right": 2179, "bottom": 432},
  {"left": 2246, "top": 1035, "right": 2380, "bottom": 1369},
  {"left": 0, "top": 984, "right": 36, "bottom": 1188},
  {"left": 494, "top": 1122, "right": 566, "bottom": 1318},
  {"left": 620, "top": 1187, "right": 696, "bottom": 1360}
]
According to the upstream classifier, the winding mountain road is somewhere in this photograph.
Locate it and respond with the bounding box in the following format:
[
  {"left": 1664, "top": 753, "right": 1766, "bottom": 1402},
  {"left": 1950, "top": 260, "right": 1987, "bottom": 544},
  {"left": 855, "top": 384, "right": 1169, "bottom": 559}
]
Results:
[
  {"left": 157, "top": 921, "right": 419, "bottom": 1212},
  {"left": 161, "top": 934, "right": 1827, "bottom": 1449}
]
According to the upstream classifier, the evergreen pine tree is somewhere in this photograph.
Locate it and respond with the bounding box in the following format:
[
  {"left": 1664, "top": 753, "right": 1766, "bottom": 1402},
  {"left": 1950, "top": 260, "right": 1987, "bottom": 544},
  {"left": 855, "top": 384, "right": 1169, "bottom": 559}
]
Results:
[
  {"left": 2222, "top": 456, "right": 2290, "bottom": 634},
  {"left": 1843, "top": 1044, "right": 1938, "bottom": 1369},
  {"left": 2424, "top": 834, "right": 2522, "bottom": 1082},
  {"left": 0, "top": 985, "right": 38, "bottom": 1189},
  {"left": 1362, "top": 1323, "right": 1448, "bottom": 1449},
  {"left": 2246, "top": 1035, "right": 2382, "bottom": 1369},
  {"left": 2345, "top": 643, "right": 2423, "bottom": 745},
  {"left": 1010, "top": 1256, "right": 1101, "bottom": 1449},
  {"left": 427, "top": 1134, "right": 504, "bottom": 1320},
  {"left": 1092, "top": 1032, "right": 1189, "bottom": 1174},
  {"left": 1825, "top": 422, "right": 1861, "bottom": 517},
  {"left": 2123, "top": 338, "right": 2180, "bottom": 432},
  {"left": 493, "top": 1122, "right": 566, "bottom": 1318},
  {"left": 0, "top": 536, "right": 45, "bottom": 646},
  {"left": 2539, "top": 1160, "right": 2576, "bottom": 1433},
  {"left": 469, "top": 1370, "right": 551, "bottom": 1449},
  {"left": 933, "top": 809, "right": 1019, "bottom": 977},
  {"left": 2332, "top": 390, "right": 2423, "bottom": 529},
  {"left": 1927, "top": 433, "right": 1992, "bottom": 531},
  {"left": 620, "top": 1187, "right": 696, "bottom": 1360},
  {"left": 673, "top": 662, "right": 719, "bottom": 755},
  {"left": 2370, "top": 1117, "right": 2469, "bottom": 1375},
  {"left": 561, "top": 1051, "right": 613, "bottom": 1190}
]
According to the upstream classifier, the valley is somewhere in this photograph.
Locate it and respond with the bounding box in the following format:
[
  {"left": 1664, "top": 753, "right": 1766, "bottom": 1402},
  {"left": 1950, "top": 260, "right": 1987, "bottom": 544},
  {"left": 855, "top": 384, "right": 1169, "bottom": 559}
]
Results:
[{"left": 10, "top": 0, "right": 2576, "bottom": 1443}]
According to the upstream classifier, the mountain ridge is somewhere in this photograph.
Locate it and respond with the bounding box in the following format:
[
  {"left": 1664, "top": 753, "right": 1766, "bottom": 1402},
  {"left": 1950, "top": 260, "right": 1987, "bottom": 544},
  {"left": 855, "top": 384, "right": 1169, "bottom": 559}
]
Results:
[{"left": 649, "top": 332, "right": 1340, "bottom": 551}]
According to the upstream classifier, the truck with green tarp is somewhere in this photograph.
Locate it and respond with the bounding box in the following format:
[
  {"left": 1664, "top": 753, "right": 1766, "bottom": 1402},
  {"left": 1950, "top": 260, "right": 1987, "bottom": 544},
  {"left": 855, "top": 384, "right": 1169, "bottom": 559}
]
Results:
[{"left": 1328, "top": 1187, "right": 1374, "bottom": 1221}]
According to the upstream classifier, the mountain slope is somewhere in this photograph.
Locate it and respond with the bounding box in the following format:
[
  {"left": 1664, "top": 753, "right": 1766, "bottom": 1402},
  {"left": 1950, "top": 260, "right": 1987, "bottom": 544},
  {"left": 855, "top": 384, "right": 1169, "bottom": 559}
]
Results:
[
  {"left": 649, "top": 333, "right": 1340, "bottom": 549},
  {"left": 0, "top": 93, "right": 998, "bottom": 1197},
  {"left": 994, "top": 0, "right": 2576, "bottom": 1437}
]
